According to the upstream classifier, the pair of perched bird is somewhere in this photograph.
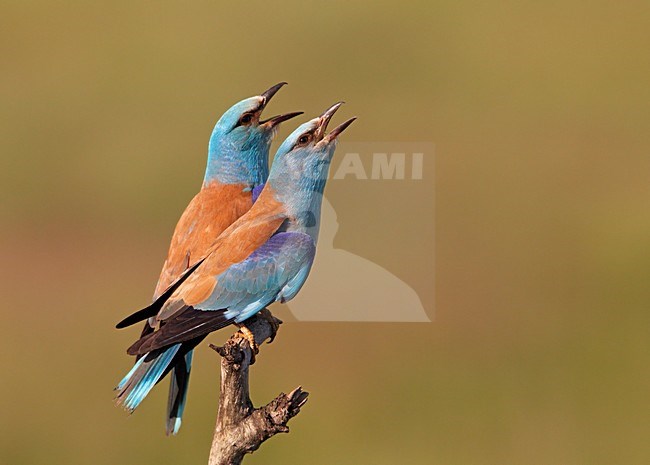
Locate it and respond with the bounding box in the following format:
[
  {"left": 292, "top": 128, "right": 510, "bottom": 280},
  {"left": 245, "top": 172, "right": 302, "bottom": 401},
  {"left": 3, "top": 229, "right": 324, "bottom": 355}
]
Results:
[{"left": 115, "top": 82, "right": 355, "bottom": 435}]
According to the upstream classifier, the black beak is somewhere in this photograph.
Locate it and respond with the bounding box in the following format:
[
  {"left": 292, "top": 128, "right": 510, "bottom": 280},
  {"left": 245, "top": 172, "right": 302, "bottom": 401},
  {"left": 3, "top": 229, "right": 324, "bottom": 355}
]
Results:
[
  {"left": 260, "top": 111, "right": 304, "bottom": 128},
  {"left": 316, "top": 102, "right": 344, "bottom": 140},
  {"left": 260, "top": 82, "right": 288, "bottom": 106},
  {"left": 325, "top": 117, "right": 357, "bottom": 142}
]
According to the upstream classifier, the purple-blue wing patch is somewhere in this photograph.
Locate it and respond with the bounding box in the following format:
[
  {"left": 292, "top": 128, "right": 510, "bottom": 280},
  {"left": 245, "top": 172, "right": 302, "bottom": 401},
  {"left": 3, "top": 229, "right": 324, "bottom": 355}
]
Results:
[
  {"left": 194, "top": 231, "right": 316, "bottom": 321},
  {"left": 252, "top": 183, "right": 265, "bottom": 204}
]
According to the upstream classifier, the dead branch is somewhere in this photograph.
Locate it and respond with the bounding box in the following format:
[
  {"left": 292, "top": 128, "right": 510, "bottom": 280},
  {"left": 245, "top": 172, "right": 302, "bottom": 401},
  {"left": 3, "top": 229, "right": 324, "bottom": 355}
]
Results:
[{"left": 208, "top": 310, "right": 308, "bottom": 465}]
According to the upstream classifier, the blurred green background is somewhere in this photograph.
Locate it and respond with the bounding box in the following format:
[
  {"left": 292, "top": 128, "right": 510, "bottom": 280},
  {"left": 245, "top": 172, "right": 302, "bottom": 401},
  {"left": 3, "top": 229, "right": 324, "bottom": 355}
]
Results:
[{"left": 1, "top": 1, "right": 649, "bottom": 464}]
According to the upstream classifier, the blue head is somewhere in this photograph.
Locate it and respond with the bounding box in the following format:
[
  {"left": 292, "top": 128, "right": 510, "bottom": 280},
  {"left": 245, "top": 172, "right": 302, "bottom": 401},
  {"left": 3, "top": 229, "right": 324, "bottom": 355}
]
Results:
[
  {"left": 268, "top": 103, "right": 356, "bottom": 240},
  {"left": 204, "top": 82, "right": 302, "bottom": 187}
]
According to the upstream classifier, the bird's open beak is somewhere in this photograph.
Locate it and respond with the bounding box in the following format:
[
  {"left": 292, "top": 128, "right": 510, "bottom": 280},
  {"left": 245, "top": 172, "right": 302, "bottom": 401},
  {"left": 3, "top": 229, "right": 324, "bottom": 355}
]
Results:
[
  {"left": 258, "top": 82, "right": 298, "bottom": 127},
  {"left": 260, "top": 111, "right": 303, "bottom": 128},
  {"left": 324, "top": 117, "right": 357, "bottom": 142},
  {"left": 315, "top": 102, "right": 344, "bottom": 140},
  {"left": 260, "top": 82, "right": 288, "bottom": 106},
  {"left": 315, "top": 102, "right": 355, "bottom": 143}
]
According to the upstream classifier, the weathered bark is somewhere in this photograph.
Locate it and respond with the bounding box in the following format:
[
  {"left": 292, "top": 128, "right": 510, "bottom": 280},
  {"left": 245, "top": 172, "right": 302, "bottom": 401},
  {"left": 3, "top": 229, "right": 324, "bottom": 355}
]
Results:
[{"left": 208, "top": 310, "right": 308, "bottom": 465}]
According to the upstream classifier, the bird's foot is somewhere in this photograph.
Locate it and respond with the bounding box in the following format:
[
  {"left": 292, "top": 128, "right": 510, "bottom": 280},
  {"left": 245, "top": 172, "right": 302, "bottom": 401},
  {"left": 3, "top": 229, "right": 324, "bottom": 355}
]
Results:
[
  {"left": 236, "top": 323, "right": 259, "bottom": 364},
  {"left": 258, "top": 308, "right": 282, "bottom": 344}
]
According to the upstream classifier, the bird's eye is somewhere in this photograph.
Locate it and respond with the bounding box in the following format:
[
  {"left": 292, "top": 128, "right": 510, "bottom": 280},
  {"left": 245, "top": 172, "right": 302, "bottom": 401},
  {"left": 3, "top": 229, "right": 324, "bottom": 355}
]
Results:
[
  {"left": 298, "top": 134, "right": 310, "bottom": 145},
  {"left": 239, "top": 113, "right": 254, "bottom": 125}
]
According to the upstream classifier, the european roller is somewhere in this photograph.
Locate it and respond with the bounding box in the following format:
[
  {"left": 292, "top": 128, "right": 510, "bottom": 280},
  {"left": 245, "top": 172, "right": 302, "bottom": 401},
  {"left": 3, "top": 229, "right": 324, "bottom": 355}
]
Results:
[
  {"left": 115, "top": 103, "right": 355, "bottom": 434},
  {"left": 117, "top": 82, "right": 301, "bottom": 435}
]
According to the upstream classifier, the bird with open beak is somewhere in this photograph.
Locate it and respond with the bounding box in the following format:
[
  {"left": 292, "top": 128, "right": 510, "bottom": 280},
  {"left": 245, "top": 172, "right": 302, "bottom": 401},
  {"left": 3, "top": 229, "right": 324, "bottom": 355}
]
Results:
[
  {"left": 118, "top": 83, "right": 301, "bottom": 435},
  {"left": 115, "top": 103, "right": 356, "bottom": 433}
]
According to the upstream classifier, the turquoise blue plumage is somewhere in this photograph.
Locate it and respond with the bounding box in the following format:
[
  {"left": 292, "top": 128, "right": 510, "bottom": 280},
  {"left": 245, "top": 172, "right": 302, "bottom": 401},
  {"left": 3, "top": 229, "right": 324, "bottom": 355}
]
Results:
[
  {"left": 116, "top": 103, "right": 355, "bottom": 429},
  {"left": 115, "top": 83, "right": 301, "bottom": 435}
]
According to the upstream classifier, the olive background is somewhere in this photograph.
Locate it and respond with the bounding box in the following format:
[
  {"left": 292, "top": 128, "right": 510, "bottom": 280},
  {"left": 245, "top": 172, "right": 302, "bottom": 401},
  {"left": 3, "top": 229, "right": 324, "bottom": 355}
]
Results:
[{"left": 1, "top": 2, "right": 648, "bottom": 464}]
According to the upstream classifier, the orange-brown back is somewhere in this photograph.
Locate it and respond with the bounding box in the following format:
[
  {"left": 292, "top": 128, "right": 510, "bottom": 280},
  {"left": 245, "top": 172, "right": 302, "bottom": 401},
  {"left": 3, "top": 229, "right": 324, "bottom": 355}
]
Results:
[
  {"left": 153, "top": 181, "right": 253, "bottom": 299},
  {"left": 159, "top": 186, "right": 287, "bottom": 315}
]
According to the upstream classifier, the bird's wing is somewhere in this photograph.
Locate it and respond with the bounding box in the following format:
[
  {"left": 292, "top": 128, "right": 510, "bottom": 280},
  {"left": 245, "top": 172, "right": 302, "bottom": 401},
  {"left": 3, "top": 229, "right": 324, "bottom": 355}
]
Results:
[
  {"left": 128, "top": 231, "right": 315, "bottom": 355},
  {"left": 116, "top": 258, "right": 206, "bottom": 329},
  {"left": 198, "top": 230, "right": 315, "bottom": 313},
  {"left": 153, "top": 183, "right": 253, "bottom": 299}
]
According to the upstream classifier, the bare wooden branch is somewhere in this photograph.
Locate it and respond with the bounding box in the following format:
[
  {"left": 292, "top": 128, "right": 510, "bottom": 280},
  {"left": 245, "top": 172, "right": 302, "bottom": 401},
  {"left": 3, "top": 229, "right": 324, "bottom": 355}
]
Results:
[{"left": 208, "top": 310, "right": 309, "bottom": 465}]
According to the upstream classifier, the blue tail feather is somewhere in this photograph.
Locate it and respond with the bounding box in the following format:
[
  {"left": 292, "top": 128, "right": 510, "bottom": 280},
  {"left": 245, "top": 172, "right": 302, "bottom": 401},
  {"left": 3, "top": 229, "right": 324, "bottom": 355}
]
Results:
[
  {"left": 166, "top": 350, "right": 193, "bottom": 435},
  {"left": 116, "top": 356, "right": 145, "bottom": 391},
  {"left": 116, "top": 344, "right": 181, "bottom": 412}
]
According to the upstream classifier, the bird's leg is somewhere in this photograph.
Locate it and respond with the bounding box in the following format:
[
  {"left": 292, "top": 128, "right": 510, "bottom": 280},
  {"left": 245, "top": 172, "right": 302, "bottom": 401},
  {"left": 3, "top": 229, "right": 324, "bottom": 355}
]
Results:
[
  {"left": 235, "top": 323, "right": 259, "bottom": 364},
  {"left": 258, "top": 308, "right": 281, "bottom": 344},
  {"left": 234, "top": 310, "right": 281, "bottom": 364}
]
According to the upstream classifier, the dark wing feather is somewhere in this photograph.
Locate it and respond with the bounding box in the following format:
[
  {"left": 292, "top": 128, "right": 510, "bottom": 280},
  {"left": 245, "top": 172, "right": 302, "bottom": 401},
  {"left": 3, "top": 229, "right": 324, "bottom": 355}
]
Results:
[
  {"left": 127, "top": 306, "right": 233, "bottom": 355},
  {"left": 126, "top": 232, "right": 315, "bottom": 356},
  {"left": 116, "top": 258, "right": 205, "bottom": 329}
]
